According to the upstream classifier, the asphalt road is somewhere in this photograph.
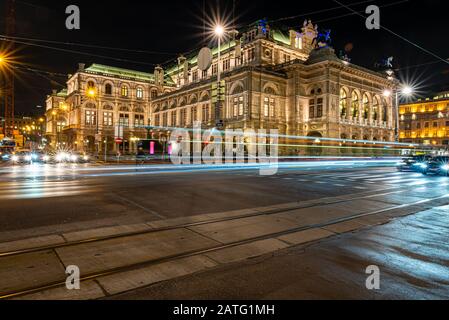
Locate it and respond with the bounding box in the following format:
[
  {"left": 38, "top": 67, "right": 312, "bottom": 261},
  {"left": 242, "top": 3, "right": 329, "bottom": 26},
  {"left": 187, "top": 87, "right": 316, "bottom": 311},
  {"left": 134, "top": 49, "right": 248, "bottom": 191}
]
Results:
[{"left": 0, "top": 160, "right": 405, "bottom": 241}]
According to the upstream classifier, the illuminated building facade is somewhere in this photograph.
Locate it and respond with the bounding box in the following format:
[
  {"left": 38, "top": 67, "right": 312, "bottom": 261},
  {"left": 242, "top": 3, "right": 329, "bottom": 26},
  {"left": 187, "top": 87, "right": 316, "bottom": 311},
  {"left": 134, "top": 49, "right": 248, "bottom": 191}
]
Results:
[
  {"left": 399, "top": 92, "right": 449, "bottom": 146},
  {"left": 45, "top": 64, "right": 175, "bottom": 153},
  {"left": 47, "top": 20, "right": 397, "bottom": 154},
  {"left": 152, "top": 20, "right": 397, "bottom": 147}
]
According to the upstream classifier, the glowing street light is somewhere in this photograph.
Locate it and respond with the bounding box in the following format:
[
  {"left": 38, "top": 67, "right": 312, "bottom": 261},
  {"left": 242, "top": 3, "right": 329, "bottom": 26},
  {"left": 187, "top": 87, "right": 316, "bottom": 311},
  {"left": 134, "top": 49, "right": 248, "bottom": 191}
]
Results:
[
  {"left": 214, "top": 25, "right": 225, "bottom": 37},
  {"left": 401, "top": 85, "right": 413, "bottom": 96},
  {"left": 383, "top": 89, "right": 392, "bottom": 98}
]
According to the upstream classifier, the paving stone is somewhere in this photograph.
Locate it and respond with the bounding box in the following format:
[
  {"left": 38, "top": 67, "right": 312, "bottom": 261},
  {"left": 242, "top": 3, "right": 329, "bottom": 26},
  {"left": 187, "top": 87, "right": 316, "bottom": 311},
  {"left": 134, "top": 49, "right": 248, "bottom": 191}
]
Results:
[
  {"left": 277, "top": 228, "right": 335, "bottom": 245},
  {"left": 0, "top": 250, "right": 66, "bottom": 295},
  {"left": 205, "top": 239, "right": 289, "bottom": 264},
  {"left": 0, "top": 235, "right": 66, "bottom": 254},
  {"left": 56, "top": 228, "right": 220, "bottom": 275},
  {"left": 97, "top": 255, "right": 217, "bottom": 295},
  {"left": 13, "top": 280, "right": 105, "bottom": 300},
  {"left": 322, "top": 220, "right": 366, "bottom": 234},
  {"left": 62, "top": 224, "right": 151, "bottom": 242},
  {"left": 189, "top": 215, "right": 299, "bottom": 244}
]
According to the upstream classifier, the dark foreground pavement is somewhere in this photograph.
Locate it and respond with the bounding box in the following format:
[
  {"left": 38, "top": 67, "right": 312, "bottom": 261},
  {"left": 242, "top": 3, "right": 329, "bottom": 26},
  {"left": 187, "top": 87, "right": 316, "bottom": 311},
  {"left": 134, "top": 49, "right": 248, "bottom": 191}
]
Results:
[{"left": 109, "top": 206, "right": 449, "bottom": 300}]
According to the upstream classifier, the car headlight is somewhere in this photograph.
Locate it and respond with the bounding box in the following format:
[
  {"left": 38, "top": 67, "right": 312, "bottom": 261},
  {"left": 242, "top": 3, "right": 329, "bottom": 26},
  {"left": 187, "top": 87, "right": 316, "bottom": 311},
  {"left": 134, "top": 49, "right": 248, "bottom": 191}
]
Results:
[
  {"left": 43, "top": 156, "right": 50, "bottom": 162},
  {"left": 31, "top": 154, "right": 38, "bottom": 160},
  {"left": 24, "top": 155, "right": 32, "bottom": 161},
  {"left": 56, "top": 153, "right": 66, "bottom": 162},
  {"left": 70, "top": 155, "right": 78, "bottom": 162},
  {"left": 11, "top": 155, "right": 18, "bottom": 162},
  {"left": 441, "top": 164, "right": 449, "bottom": 171},
  {"left": 83, "top": 156, "right": 89, "bottom": 161},
  {"left": 419, "top": 163, "right": 428, "bottom": 169}
]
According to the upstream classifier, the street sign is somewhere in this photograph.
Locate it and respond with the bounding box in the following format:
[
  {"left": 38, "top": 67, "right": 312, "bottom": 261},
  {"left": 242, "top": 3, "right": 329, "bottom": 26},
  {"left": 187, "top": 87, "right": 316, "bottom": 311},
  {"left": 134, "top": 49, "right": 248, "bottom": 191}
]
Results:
[{"left": 115, "top": 138, "right": 123, "bottom": 144}]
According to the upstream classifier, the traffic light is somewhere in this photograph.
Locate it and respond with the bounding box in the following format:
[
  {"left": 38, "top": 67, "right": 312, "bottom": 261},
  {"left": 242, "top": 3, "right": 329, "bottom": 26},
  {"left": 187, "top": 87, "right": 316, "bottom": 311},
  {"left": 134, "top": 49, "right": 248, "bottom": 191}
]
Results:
[{"left": 212, "top": 80, "right": 226, "bottom": 103}]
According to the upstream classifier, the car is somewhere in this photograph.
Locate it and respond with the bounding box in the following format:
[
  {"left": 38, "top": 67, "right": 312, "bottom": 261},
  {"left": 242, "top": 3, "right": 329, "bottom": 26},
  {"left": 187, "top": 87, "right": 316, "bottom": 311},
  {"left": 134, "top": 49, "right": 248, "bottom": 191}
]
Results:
[
  {"left": 0, "top": 150, "right": 13, "bottom": 162},
  {"left": 11, "top": 151, "right": 33, "bottom": 164},
  {"left": 68, "top": 152, "right": 91, "bottom": 163},
  {"left": 421, "top": 156, "right": 449, "bottom": 176},
  {"left": 397, "top": 155, "right": 431, "bottom": 172},
  {"left": 30, "top": 151, "right": 51, "bottom": 163}
]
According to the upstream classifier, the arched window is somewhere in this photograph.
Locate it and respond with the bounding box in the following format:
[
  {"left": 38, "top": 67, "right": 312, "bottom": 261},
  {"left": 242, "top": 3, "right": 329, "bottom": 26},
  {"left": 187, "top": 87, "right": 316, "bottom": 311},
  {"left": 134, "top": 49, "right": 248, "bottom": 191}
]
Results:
[
  {"left": 87, "top": 81, "right": 95, "bottom": 89},
  {"left": 363, "top": 94, "right": 370, "bottom": 120},
  {"left": 382, "top": 101, "right": 388, "bottom": 122},
  {"left": 264, "top": 86, "right": 277, "bottom": 118},
  {"left": 136, "top": 87, "right": 144, "bottom": 99},
  {"left": 372, "top": 96, "right": 380, "bottom": 121},
  {"left": 151, "top": 89, "right": 158, "bottom": 99},
  {"left": 105, "top": 84, "right": 113, "bottom": 95},
  {"left": 339, "top": 88, "right": 347, "bottom": 118},
  {"left": 351, "top": 91, "right": 359, "bottom": 119},
  {"left": 121, "top": 85, "right": 129, "bottom": 97}
]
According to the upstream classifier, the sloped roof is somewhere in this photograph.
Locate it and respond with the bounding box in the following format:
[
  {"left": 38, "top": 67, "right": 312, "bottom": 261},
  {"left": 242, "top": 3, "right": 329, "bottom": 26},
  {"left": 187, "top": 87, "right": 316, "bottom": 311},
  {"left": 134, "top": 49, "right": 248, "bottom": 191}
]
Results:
[{"left": 85, "top": 64, "right": 155, "bottom": 82}]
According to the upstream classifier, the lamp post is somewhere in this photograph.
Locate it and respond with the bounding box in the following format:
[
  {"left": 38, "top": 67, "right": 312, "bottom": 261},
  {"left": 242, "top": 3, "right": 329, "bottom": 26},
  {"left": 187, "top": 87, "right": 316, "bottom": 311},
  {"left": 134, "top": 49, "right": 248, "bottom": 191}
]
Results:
[
  {"left": 214, "top": 25, "right": 225, "bottom": 129},
  {"left": 87, "top": 87, "right": 100, "bottom": 157},
  {"left": 384, "top": 85, "right": 414, "bottom": 142}
]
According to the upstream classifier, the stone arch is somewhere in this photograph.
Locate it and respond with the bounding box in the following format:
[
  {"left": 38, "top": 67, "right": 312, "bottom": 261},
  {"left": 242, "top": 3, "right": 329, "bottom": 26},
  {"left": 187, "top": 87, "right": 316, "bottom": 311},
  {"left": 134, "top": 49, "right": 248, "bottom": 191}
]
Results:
[
  {"left": 119, "top": 106, "right": 130, "bottom": 112},
  {"left": 188, "top": 94, "right": 198, "bottom": 105},
  {"left": 199, "top": 91, "right": 210, "bottom": 102},
  {"left": 230, "top": 81, "right": 245, "bottom": 95},
  {"left": 103, "top": 104, "right": 113, "bottom": 110},
  {"left": 263, "top": 82, "right": 279, "bottom": 96},
  {"left": 134, "top": 106, "right": 145, "bottom": 113}
]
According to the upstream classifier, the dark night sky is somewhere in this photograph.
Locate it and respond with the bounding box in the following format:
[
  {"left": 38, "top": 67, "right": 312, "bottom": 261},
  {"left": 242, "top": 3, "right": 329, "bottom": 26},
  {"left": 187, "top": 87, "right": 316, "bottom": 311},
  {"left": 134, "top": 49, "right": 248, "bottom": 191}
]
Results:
[{"left": 1, "top": 0, "right": 448, "bottom": 115}]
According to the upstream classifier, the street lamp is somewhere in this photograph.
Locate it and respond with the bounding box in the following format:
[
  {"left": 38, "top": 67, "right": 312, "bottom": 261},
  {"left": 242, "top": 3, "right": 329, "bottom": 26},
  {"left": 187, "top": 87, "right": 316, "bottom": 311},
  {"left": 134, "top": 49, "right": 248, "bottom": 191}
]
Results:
[
  {"left": 387, "top": 85, "right": 414, "bottom": 141},
  {"left": 87, "top": 87, "right": 100, "bottom": 156},
  {"left": 214, "top": 24, "right": 226, "bottom": 129}
]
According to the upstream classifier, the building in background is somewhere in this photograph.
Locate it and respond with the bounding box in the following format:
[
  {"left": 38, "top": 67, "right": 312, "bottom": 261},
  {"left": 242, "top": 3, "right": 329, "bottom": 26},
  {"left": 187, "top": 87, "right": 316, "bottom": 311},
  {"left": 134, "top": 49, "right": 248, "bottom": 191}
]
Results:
[
  {"left": 45, "top": 64, "right": 175, "bottom": 154},
  {"left": 1, "top": 115, "right": 45, "bottom": 148},
  {"left": 399, "top": 91, "right": 449, "bottom": 146}
]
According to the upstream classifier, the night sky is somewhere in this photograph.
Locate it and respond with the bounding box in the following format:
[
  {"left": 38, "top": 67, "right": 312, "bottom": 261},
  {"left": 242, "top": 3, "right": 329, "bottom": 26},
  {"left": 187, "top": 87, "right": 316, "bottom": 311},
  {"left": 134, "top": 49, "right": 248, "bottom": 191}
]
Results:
[{"left": 1, "top": 0, "right": 448, "bottom": 115}]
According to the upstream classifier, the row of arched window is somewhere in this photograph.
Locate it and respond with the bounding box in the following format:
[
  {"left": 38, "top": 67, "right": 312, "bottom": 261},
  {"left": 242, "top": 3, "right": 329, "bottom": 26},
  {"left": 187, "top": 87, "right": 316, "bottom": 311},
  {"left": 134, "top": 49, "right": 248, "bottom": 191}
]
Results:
[
  {"left": 84, "top": 102, "right": 145, "bottom": 113},
  {"left": 339, "top": 88, "right": 388, "bottom": 122},
  {"left": 86, "top": 81, "right": 159, "bottom": 100}
]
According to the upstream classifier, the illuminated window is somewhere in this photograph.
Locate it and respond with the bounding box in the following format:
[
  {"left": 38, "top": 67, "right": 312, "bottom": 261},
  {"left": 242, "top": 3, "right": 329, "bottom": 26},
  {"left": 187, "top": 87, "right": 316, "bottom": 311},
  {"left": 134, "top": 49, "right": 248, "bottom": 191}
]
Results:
[
  {"left": 351, "top": 92, "right": 359, "bottom": 119},
  {"left": 121, "top": 86, "right": 129, "bottom": 97},
  {"left": 202, "top": 105, "right": 210, "bottom": 122},
  {"left": 192, "top": 70, "right": 198, "bottom": 82},
  {"left": 309, "top": 99, "right": 315, "bottom": 119},
  {"left": 171, "top": 111, "right": 177, "bottom": 126},
  {"left": 85, "top": 110, "right": 97, "bottom": 126},
  {"left": 119, "top": 113, "right": 129, "bottom": 127},
  {"left": 151, "top": 90, "right": 158, "bottom": 99},
  {"left": 363, "top": 94, "right": 369, "bottom": 119},
  {"left": 316, "top": 98, "right": 323, "bottom": 118},
  {"left": 134, "top": 114, "right": 144, "bottom": 127},
  {"left": 136, "top": 87, "right": 144, "bottom": 100},
  {"left": 340, "top": 89, "right": 347, "bottom": 118},
  {"left": 103, "top": 112, "right": 113, "bottom": 126}
]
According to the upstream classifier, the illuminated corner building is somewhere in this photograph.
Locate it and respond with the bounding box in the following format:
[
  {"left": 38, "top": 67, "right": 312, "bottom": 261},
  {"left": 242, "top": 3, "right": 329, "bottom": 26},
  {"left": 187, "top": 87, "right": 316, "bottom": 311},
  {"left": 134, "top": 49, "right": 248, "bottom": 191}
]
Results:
[
  {"left": 152, "top": 19, "right": 397, "bottom": 150},
  {"left": 399, "top": 91, "right": 449, "bottom": 146},
  {"left": 1, "top": 115, "right": 45, "bottom": 148},
  {"left": 45, "top": 64, "right": 175, "bottom": 153}
]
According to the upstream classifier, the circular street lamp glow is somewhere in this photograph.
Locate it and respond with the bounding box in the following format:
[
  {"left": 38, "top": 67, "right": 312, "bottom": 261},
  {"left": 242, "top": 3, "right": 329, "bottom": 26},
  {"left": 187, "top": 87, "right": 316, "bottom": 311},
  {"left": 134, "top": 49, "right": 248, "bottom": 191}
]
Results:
[
  {"left": 401, "top": 86, "right": 413, "bottom": 96},
  {"left": 214, "top": 25, "right": 225, "bottom": 37},
  {"left": 383, "top": 89, "right": 392, "bottom": 97}
]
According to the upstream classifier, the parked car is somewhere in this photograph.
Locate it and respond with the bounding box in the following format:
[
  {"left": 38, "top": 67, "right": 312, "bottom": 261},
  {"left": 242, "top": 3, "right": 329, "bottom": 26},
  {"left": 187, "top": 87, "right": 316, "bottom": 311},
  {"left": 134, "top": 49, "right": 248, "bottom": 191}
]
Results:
[
  {"left": 421, "top": 156, "right": 449, "bottom": 176},
  {"left": 397, "top": 155, "right": 430, "bottom": 172}
]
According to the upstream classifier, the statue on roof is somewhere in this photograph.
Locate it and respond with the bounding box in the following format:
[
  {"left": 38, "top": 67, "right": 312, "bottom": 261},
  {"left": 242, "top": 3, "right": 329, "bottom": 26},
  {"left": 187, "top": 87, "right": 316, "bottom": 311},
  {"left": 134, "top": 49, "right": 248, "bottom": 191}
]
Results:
[
  {"left": 312, "top": 29, "right": 332, "bottom": 49},
  {"left": 374, "top": 56, "right": 394, "bottom": 69}
]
